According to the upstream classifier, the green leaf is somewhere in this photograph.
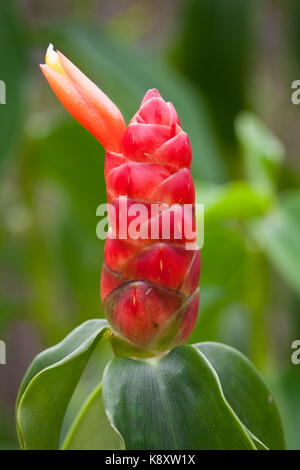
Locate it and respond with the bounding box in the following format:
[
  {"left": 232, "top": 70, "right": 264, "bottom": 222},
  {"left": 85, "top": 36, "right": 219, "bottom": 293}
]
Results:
[
  {"left": 102, "top": 344, "right": 258, "bottom": 450},
  {"left": 16, "top": 319, "right": 110, "bottom": 450},
  {"left": 0, "top": 0, "right": 26, "bottom": 171},
  {"left": 252, "top": 191, "right": 300, "bottom": 296},
  {"left": 30, "top": 23, "right": 226, "bottom": 182},
  {"left": 235, "top": 112, "right": 285, "bottom": 191},
  {"left": 199, "top": 224, "right": 248, "bottom": 299},
  {"left": 196, "top": 342, "right": 285, "bottom": 449},
  {"left": 62, "top": 383, "right": 123, "bottom": 450},
  {"left": 196, "top": 180, "right": 272, "bottom": 224}
]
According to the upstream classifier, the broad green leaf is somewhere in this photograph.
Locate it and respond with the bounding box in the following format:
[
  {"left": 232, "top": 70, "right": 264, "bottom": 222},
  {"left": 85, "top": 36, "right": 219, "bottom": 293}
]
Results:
[
  {"left": 62, "top": 383, "right": 122, "bottom": 450},
  {"left": 196, "top": 342, "right": 285, "bottom": 449},
  {"left": 16, "top": 319, "right": 110, "bottom": 450},
  {"left": 30, "top": 23, "right": 226, "bottom": 182},
  {"left": 235, "top": 112, "right": 284, "bottom": 191},
  {"left": 103, "top": 344, "right": 257, "bottom": 450},
  {"left": 252, "top": 191, "right": 300, "bottom": 296},
  {"left": 196, "top": 181, "right": 272, "bottom": 224},
  {"left": 0, "top": 1, "right": 25, "bottom": 171}
]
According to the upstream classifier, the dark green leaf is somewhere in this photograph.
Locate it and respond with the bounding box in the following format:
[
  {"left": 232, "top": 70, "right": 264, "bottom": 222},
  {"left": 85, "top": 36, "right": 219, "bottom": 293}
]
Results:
[
  {"left": 103, "top": 344, "right": 257, "bottom": 450},
  {"left": 196, "top": 342, "right": 285, "bottom": 449}
]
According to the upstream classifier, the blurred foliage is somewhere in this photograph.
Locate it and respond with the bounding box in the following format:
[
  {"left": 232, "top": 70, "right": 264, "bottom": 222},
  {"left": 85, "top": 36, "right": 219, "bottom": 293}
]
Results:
[
  {"left": 0, "top": 1, "right": 25, "bottom": 171},
  {"left": 29, "top": 22, "right": 226, "bottom": 182},
  {"left": 171, "top": 0, "right": 255, "bottom": 148},
  {"left": 0, "top": 0, "right": 300, "bottom": 450}
]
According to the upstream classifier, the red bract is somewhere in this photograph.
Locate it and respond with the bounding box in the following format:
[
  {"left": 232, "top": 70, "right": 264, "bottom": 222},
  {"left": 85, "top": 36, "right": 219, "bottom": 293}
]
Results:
[{"left": 41, "top": 47, "right": 200, "bottom": 355}]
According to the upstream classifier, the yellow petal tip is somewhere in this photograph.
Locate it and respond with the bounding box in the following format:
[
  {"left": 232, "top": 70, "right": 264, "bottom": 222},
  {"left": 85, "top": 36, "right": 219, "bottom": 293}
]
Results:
[{"left": 45, "top": 43, "right": 65, "bottom": 75}]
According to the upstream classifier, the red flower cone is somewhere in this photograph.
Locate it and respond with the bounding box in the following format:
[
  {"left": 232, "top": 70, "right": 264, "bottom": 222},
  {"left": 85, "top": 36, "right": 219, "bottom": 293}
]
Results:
[{"left": 41, "top": 46, "right": 200, "bottom": 356}]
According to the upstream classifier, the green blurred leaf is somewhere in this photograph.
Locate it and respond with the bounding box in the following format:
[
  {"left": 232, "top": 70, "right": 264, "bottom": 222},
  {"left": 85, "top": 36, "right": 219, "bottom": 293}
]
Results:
[
  {"left": 196, "top": 180, "right": 272, "bottom": 224},
  {"left": 235, "top": 112, "right": 285, "bottom": 191},
  {"left": 29, "top": 121, "right": 107, "bottom": 233},
  {"left": 23, "top": 121, "right": 107, "bottom": 328},
  {"left": 173, "top": 0, "right": 254, "bottom": 144},
  {"left": 187, "top": 286, "right": 224, "bottom": 345},
  {"left": 252, "top": 191, "right": 300, "bottom": 296},
  {"left": 16, "top": 319, "right": 109, "bottom": 450},
  {"left": 31, "top": 23, "right": 226, "bottom": 182},
  {"left": 200, "top": 224, "right": 248, "bottom": 299},
  {"left": 62, "top": 383, "right": 122, "bottom": 450},
  {"left": 189, "top": 301, "right": 253, "bottom": 360},
  {"left": 103, "top": 344, "right": 259, "bottom": 450},
  {"left": 196, "top": 342, "right": 285, "bottom": 449},
  {"left": 0, "top": 1, "right": 25, "bottom": 170}
]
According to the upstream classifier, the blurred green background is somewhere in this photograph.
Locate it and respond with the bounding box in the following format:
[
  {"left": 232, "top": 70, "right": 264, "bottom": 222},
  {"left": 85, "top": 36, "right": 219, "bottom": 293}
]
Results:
[{"left": 1, "top": 0, "right": 300, "bottom": 450}]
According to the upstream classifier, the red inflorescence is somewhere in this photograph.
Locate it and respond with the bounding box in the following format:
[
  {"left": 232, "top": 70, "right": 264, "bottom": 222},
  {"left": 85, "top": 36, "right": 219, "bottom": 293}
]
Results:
[
  {"left": 101, "top": 90, "right": 200, "bottom": 352},
  {"left": 41, "top": 49, "right": 200, "bottom": 354}
]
